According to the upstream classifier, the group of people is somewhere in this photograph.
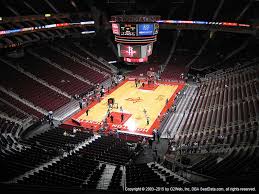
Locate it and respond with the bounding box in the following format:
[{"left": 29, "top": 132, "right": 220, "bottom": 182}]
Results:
[
  {"left": 78, "top": 82, "right": 111, "bottom": 111},
  {"left": 134, "top": 78, "right": 141, "bottom": 87},
  {"left": 134, "top": 77, "right": 156, "bottom": 88},
  {"left": 105, "top": 105, "right": 125, "bottom": 123},
  {"left": 108, "top": 113, "right": 125, "bottom": 123},
  {"left": 152, "top": 128, "right": 161, "bottom": 143}
]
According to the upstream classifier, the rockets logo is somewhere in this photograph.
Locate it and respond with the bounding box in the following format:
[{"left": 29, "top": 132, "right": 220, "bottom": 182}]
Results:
[{"left": 126, "top": 46, "right": 136, "bottom": 57}]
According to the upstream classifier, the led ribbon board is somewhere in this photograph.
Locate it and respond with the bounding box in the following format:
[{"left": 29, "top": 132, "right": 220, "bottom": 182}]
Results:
[{"left": 0, "top": 21, "right": 95, "bottom": 36}]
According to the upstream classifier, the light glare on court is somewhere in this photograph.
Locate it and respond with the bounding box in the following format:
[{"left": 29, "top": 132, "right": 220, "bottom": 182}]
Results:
[{"left": 126, "top": 119, "right": 136, "bottom": 132}]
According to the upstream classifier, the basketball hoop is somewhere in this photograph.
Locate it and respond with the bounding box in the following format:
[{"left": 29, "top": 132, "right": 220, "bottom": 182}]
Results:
[{"left": 147, "top": 70, "right": 156, "bottom": 84}]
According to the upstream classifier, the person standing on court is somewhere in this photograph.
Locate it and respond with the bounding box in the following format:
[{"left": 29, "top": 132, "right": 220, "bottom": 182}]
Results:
[
  {"left": 143, "top": 108, "right": 147, "bottom": 115},
  {"left": 79, "top": 99, "right": 83, "bottom": 109},
  {"left": 135, "top": 78, "right": 138, "bottom": 87},
  {"left": 121, "top": 113, "right": 124, "bottom": 122},
  {"left": 110, "top": 115, "right": 114, "bottom": 123},
  {"left": 146, "top": 117, "right": 150, "bottom": 125},
  {"left": 86, "top": 108, "right": 89, "bottom": 116}
]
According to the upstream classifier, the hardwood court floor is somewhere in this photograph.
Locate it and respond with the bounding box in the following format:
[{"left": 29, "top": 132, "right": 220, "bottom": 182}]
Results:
[{"left": 73, "top": 81, "right": 180, "bottom": 136}]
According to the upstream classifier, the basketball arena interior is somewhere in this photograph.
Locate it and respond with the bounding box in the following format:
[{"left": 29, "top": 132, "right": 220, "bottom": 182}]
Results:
[{"left": 0, "top": 0, "right": 259, "bottom": 193}]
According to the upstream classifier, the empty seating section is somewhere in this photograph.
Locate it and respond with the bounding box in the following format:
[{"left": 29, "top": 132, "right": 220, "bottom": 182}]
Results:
[
  {"left": 0, "top": 99, "right": 27, "bottom": 120},
  {"left": 0, "top": 146, "right": 57, "bottom": 181},
  {"left": 84, "top": 164, "right": 106, "bottom": 189},
  {"left": 47, "top": 0, "right": 77, "bottom": 13},
  {"left": 4, "top": 0, "right": 34, "bottom": 16},
  {"left": 161, "top": 55, "right": 191, "bottom": 81},
  {"left": 12, "top": 54, "right": 93, "bottom": 96},
  {"left": 58, "top": 43, "right": 113, "bottom": 75},
  {"left": 24, "top": 128, "right": 93, "bottom": 150},
  {"left": 1, "top": 128, "right": 93, "bottom": 182},
  {"left": 34, "top": 47, "right": 107, "bottom": 84},
  {"left": 55, "top": 42, "right": 112, "bottom": 75},
  {"left": 126, "top": 163, "right": 166, "bottom": 187},
  {"left": 75, "top": 136, "right": 133, "bottom": 165},
  {"left": 0, "top": 91, "right": 44, "bottom": 119},
  {"left": 128, "top": 61, "right": 160, "bottom": 77},
  {"left": 190, "top": 147, "right": 259, "bottom": 178},
  {"left": 16, "top": 134, "right": 133, "bottom": 189},
  {"left": 176, "top": 67, "right": 258, "bottom": 148},
  {"left": 150, "top": 163, "right": 185, "bottom": 185},
  {"left": 0, "top": 117, "right": 20, "bottom": 135},
  {"left": 80, "top": 39, "right": 117, "bottom": 62},
  {"left": 108, "top": 165, "right": 123, "bottom": 191},
  {"left": 20, "top": 156, "right": 99, "bottom": 186},
  {"left": 0, "top": 62, "right": 70, "bottom": 111},
  {"left": 21, "top": 0, "right": 53, "bottom": 15}
]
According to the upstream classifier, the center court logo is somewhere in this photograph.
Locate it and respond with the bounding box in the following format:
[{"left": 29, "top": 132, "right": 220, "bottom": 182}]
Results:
[{"left": 125, "top": 97, "right": 143, "bottom": 103}]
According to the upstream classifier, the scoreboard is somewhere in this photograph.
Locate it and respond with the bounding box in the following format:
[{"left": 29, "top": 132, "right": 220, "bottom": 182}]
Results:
[
  {"left": 117, "top": 44, "right": 141, "bottom": 58},
  {"left": 112, "top": 23, "right": 159, "bottom": 36},
  {"left": 117, "top": 43, "right": 153, "bottom": 58},
  {"left": 138, "top": 23, "right": 154, "bottom": 36},
  {"left": 111, "top": 15, "right": 160, "bottom": 63},
  {"left": 120, "top": 24, "right": 137, "bottom": 36},
  {"left": 112, "top": 23, "right": 120, "bottom": 35}
]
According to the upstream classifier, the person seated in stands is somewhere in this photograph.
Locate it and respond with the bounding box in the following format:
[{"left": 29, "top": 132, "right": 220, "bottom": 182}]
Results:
[
  {"left": 148, "top": 138, "right": 153, "bottom": 149},
  {"left": 63, "top": 131, "right": 68, "bottom": 136},
  {"left": 115, "top": 129, "right": 119, "bottom": 138}
]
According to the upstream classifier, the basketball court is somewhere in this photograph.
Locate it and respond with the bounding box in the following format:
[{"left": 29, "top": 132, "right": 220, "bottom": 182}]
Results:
[{"left": 64, "top": 80, "right": 185, "bottom": 137}]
